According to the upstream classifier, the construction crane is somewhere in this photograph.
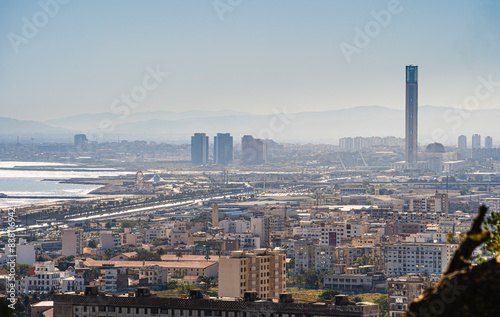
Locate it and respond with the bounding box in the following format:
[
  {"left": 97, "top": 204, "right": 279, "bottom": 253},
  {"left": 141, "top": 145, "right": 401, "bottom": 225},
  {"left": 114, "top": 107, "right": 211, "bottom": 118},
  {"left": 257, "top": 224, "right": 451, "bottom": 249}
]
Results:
[
  {"left": 359, "top": 152, "right": 368, "bottom": 167},
  {"left": 338, "top": 155, "right": 347, "bottom": 170}
]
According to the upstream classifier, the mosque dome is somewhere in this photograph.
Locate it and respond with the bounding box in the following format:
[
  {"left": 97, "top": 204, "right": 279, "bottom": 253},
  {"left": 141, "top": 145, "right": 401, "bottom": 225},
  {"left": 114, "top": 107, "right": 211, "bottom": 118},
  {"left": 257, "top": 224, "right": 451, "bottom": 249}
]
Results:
[{"left": 425, "top": 142, "right": 445, "bottom": 153}]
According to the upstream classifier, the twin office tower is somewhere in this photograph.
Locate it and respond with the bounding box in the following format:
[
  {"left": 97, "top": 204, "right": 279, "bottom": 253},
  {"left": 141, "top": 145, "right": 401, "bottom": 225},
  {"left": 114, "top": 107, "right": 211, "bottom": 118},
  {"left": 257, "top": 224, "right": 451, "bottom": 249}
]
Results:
[{"left": 191, "top": 133, "right": 233, "bottom": 165}]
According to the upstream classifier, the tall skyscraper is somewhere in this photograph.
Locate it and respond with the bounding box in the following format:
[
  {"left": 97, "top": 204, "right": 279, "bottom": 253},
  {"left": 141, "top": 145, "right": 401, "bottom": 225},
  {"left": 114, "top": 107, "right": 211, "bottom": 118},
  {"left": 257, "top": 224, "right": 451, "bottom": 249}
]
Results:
[
  {"left": 472, "top": 134, "right": 481, "bottom": 149},
  {"left": 74, "top": 134, "right": 88, "bottom": 147},
  {"left": 214, "top": 133, "right": 233, "bottom": 165},
  {"left": 191, "top": 133, "right": 209, "bottom": 165},
  {"left": 405, "top": 65, "right": 418, "bottom": 165},
  {"left": 458, "top": 135, "right": 467, "bottom": 150},
  {"left": 485, "top": 136, "right": 493, "bottom": 149},
  {"left": 242, "top": 135, "right": 267, "bottom": 165}
]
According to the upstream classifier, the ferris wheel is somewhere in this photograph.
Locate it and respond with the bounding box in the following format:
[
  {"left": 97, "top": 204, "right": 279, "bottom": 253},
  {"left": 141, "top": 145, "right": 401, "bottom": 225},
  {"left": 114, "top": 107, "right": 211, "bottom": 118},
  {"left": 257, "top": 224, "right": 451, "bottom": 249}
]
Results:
[{"left": 135, "top": 171, "right": 145, "bottom": 191}]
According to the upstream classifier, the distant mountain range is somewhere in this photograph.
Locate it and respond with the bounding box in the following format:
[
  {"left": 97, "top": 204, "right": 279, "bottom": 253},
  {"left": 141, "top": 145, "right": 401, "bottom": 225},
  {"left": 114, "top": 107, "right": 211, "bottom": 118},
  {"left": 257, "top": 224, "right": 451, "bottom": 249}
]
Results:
[{"left": 1, "top": 106, "right": 498, "bottom": 145}]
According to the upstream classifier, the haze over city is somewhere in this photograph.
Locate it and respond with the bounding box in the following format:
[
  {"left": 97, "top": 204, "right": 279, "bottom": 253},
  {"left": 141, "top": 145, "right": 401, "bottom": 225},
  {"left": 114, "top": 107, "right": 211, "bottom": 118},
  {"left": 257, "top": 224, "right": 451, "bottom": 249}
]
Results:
[
  {"left": 2, "top": 2, "right": 500, "bottom": 317},
  {"left": 1, "top": 0, "right": 500, "bottom": 123}
]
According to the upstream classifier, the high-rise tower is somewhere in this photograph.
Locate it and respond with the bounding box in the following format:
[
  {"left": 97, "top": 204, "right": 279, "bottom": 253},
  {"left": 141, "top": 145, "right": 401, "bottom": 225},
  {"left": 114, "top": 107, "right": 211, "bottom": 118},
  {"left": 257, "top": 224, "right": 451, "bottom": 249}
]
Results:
[
  {"left": 212, "top": 203, "right": 219, "bottom": 228},
  {"left": 405, "top": 65, "right": 418, "bottom": 165},
  {"left": 458, "top": 135, "right": 467, "bottom": 150},
  {"left": 472, "top": 134, "right": 481, "bottom": 149},
  {"left": 214, "top": 133, "right": 233, "bottom": 165},
  {"left": 191, "top": 133, "right": 209, "bottom": 165}
]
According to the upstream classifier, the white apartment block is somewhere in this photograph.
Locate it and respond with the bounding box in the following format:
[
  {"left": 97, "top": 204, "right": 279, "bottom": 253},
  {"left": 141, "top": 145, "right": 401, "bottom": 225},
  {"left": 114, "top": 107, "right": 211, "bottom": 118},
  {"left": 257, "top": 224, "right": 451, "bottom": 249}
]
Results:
[
  {"left": 250, "top": 218, "right": 270, "bottom": 248},
  {"left": 61, "top": 276, "right": 85, "bottom": 293},
  {"left": 292, "top": 225, "right": 322, "bottom": 241},
  {"left": 17, "top": 262, "right": 61, "bottom": 294},
  {"left": 6, "top": 238, "right": 36, "bottom": 265},
  {"left": 62, "top": 228, "right": 84, "bottom": 256},
  {"left": 220, "top": 219, "right": 250, "bottom": 233},
  {"left": 320, "top": 222, "right": 368, "bottom": 246},
  {"left": 384, "top": 243, "right": 459, "bottom": 276},
  {"left": 231, "top": 233, "right": 261, "bottom": 249},
  {"left": 219, "top": 249, "right": 286, "bottom": 299}
]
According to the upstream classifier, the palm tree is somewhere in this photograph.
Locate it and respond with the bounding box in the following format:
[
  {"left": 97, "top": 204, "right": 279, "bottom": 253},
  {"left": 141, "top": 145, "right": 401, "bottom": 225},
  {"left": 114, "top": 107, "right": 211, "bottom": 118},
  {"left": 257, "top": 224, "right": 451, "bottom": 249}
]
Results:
[
  {"left": 205, "top": 254, "right": 211, "bottom": 262},
  {"left": 176, "top": 251, "right": 183, "bottom": 262}
]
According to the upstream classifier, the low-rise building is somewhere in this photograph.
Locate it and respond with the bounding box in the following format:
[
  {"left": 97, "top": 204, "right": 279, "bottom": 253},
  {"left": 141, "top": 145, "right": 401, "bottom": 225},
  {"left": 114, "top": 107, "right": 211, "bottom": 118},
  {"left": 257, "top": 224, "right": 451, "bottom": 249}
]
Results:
[{"left": 54, "top": 287, "right": 380, "bottom": 317}]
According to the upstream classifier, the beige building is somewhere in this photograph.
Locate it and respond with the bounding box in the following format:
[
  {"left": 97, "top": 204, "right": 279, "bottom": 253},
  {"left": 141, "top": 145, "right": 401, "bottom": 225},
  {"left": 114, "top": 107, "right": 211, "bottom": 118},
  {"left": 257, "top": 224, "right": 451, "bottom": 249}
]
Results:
[
  {"left": 62, "top": 228, "right": 83, "bottom": 256},
  {"left": 139, "top": 265, "right": 169, "bottom": 286},
  {"left": 120, "top": 229, "right": 144, "bottom": 247},
  {"left": 218, "top": 249, "right": 286, "bottom": 299}
]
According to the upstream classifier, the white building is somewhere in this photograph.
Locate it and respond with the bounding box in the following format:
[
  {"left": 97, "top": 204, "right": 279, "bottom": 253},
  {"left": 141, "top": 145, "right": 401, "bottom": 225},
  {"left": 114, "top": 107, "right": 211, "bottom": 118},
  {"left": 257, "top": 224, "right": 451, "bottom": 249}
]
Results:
[
  {"left": 62, "top": 228, "right": 83, "bottom": 256},
  {"left": 292, "top": 221, "right": 322, "bottom": 241},
  {"left": 384, "top": 243, "right": 458, "bottom": 276},
  {"left": 5, "top": 238, "right": 35, "bottom": 265},
  {"left": 219, "top": 219, "right": 250, "bottom": 233},
  {"left": 320, "top": 221, "right": 368, "bottom": 246},
  {"left": 17, "top": 262, "right": 61, "bottom": 294},
  {"left": 250, "top": 218, "right": 270, "bottom": 248},
  {"left": 231, "top": 233, "right": 261, "bottom": 249},
  {"left": 61, "top": 276, "right": 85, "bottom": 293}
]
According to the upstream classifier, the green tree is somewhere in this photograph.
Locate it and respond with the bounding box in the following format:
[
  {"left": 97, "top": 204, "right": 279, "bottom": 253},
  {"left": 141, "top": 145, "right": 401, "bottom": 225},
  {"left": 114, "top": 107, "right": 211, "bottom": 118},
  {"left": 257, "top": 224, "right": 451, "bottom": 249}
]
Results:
[
  {"left": 199, "top": 275, "right": 212, "bottom": 292},
  {"left": 373, "top": 295, "right": 389, "bottom": 317},
  {"left": 318, "top": 289, "right": 340, "bottom": 301},
  {"left": 88, "top": 240, "right": 97, "bottom": 248},
  {"left": 121, "top": 220, "right": 134, "bottom": 228},
  {"left": 16, "top": 264, "right": 31, "bottom": 276},
  {"left": 354, "top": 254, "right": 374, "bottom": 266},
  {"left": 204, "top": 254, "right": 211, "bottom": 262},
  {"left": 131, "top": 249, "right": 161, "bottom": 261},
  {"left": 105, "top": 222, "right": 112, "bottom": 229},
  {"left": 151, "top": 238, "right": 164, "bottom": 246},
  {"left": 172, "top": 269, "right": 188, "bottom": 279},
  {"left": 176, "top": 251, "right": 183, "bottom": 262},
  {"left": 104, "top": 249, "right": 113, "bottom": 260}
]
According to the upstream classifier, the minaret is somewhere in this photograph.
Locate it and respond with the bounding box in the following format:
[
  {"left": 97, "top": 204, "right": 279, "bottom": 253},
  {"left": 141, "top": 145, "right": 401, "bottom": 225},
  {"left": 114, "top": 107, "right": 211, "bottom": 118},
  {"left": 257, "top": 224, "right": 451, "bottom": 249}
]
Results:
[
  {"left": 405, "top": 65, "right": 418, "bottom": 166},
  {"left": 212, "top": 203, "right": 219, "bottom": 228}
]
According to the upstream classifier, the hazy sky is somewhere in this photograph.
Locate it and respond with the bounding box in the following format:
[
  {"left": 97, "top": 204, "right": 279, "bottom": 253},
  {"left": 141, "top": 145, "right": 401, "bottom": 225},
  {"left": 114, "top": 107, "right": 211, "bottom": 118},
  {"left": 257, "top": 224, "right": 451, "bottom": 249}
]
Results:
[{"left": 1, "top": 0, "right": 499, "bottom": 121}]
